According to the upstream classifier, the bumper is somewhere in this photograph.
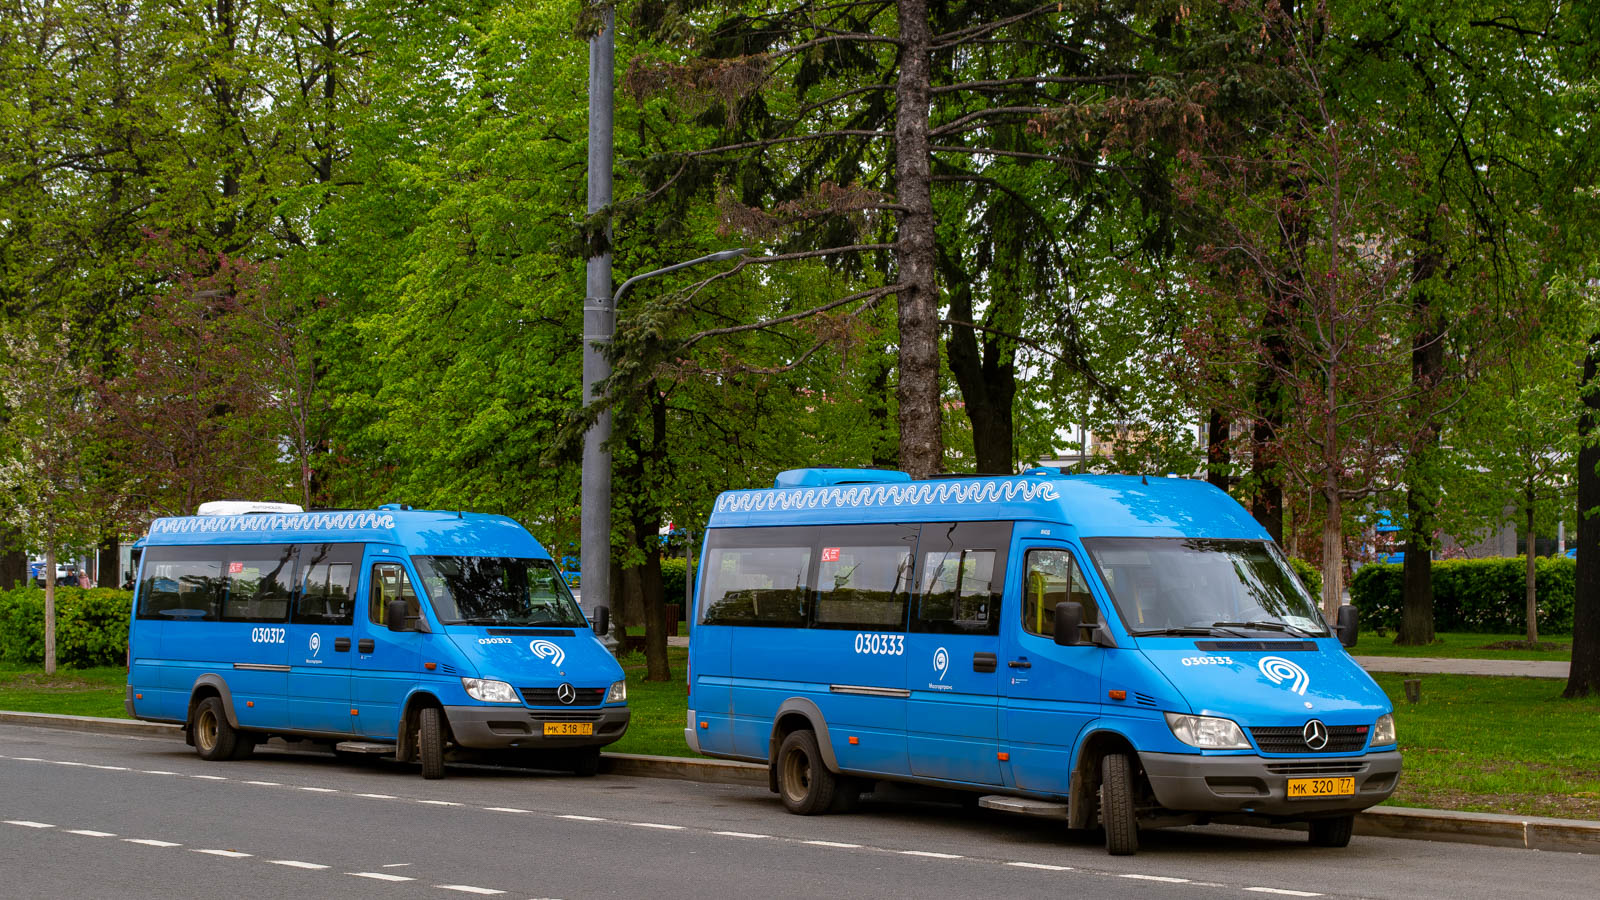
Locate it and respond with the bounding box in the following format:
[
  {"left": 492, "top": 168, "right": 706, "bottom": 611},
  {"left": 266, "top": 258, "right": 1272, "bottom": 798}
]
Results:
[
  {"left": 1142, "top": 749, "right": 1402, "bottom": 818},
  {"left": 444, "top": 705, "right": 630, "bottom": 750}
]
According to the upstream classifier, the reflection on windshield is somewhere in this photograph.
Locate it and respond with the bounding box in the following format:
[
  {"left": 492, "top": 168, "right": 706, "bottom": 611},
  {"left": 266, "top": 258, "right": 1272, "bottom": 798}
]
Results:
[
  {"left": 412, "top": 556, "right": 588, "bottom": 627},
  {"left": 1083, "top": 538, "right": 1327, "bottom": 637}
]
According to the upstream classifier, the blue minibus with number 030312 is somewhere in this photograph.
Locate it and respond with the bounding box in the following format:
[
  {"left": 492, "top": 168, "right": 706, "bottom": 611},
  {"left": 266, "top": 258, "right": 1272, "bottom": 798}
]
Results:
[
  {"left": 126, "top": 501, "right": 628, "bottom": 778},
  {"left": 684, "top": 468, "right": 1400, "bottom": 855}
]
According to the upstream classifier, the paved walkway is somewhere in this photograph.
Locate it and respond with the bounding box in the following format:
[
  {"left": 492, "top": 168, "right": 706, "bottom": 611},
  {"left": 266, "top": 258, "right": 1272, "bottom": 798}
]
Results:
[{"left": 1353, "top": 656, "right": 1569, "bottom": 679}]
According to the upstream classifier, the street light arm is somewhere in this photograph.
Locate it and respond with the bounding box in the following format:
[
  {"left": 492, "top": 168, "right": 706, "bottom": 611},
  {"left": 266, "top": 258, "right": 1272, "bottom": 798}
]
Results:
[{"left": 612, "top": 248, "right": 748, "bottom": 306}]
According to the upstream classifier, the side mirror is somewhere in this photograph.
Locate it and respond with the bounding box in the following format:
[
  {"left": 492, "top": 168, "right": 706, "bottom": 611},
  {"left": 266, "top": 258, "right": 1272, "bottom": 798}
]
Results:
[
  {"left": 1336, "top": 604, "right": 1359, "bottom": 648},
  {"left": 593, "top": 605, "right": 610, "bottom": 637},
  {"left": 386, "top": 598, "right": 409, "bottom": 633},
  {"left": 1053, "top": 601, "right": 1083, "bottom": 646}
]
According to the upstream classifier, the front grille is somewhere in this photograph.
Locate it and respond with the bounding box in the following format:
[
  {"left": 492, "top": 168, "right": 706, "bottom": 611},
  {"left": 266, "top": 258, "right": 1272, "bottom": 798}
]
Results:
[
  {"left": 520, "top": 687, "right": 605, "bottom": 706},
  {"left": 1265, "top": 762, "right": 1366, "bottom": 776},
  {"left": 1250, "top": 725, "right": 1368, "bottom": 754}
]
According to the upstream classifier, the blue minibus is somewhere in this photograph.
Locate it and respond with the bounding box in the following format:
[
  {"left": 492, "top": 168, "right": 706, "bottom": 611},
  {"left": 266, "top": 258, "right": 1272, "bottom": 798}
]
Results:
[
  {"left": 126, "top": 504, "right": 628, "bottom": 778},
  {"left": 685, "top": 468, "right": 1400, "bottom": 854}
]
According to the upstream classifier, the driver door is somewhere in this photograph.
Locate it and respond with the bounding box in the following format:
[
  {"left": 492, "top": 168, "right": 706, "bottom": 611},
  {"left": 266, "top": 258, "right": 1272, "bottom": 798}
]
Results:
[{"left": 354, "top": 557, "right": 425, "bottom": 739}]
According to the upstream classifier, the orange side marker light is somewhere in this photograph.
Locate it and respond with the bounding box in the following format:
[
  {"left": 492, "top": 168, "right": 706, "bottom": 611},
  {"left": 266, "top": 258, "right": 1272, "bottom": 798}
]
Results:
[
  {"left": 699, "top": 721, "right": 708, "bottom": 729},
  {"left": 424, "top": 662, "right": 437, "bottom": 671},
  {"left": 246, "top": 701, "right": 254, "bottom": 708},
  {"left": 849, "top": 736, "right": 859, "bottom": 745},
  {"left": 1108, "top": 690, "right": 1127, "bottom": 701},
  {"left": 997, "top": 752, "right": 1010, "bottom": 761},
  {"left": 350, "top": 709, "right": 359, "bottom": 716}
]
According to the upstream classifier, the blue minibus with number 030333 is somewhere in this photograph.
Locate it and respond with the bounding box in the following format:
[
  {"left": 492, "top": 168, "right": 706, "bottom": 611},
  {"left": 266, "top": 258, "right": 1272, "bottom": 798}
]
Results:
[
  {"left": 126, "top": 501, "right": 628, "bottom": 779},
  {"left": 684, "top": 468, "right": 1400, "bottom": 855}
]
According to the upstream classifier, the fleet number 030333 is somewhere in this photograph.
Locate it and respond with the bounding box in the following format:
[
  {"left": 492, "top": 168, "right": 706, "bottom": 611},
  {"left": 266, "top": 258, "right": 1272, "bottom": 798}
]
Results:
[{"left": 854, "top": 633, "right": 905, "bottom": 655}]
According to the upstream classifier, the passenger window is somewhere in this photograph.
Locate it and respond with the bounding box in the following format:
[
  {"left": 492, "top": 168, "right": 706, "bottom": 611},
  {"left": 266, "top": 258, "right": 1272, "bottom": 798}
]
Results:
[
  {"left": 370, "top": 562, "right": 421, "bottom": 626},
  {"left": 220, "top": 544, "right": 294, "bottom": 622},
  {"left": 137, "top": 552, "right": 223, "bottom": 620},
  {"left": 1022, "top": 549, "right": 1098, "bottom": 638},
  {"left": 700, "top": 527, "right": 813, "bottom": 626},
  {"left": 811, "top": 525, "right": 916, "bottom": 630},
  {"left": 294, "top": 543, "right": 362, "bottom": 625},
  {"left": 912, "top": 521, "right": 1012, "bottom": 635}
]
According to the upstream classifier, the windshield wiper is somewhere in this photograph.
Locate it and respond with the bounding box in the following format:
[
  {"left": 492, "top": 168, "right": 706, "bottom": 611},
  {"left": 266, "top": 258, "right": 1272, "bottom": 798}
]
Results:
[{"left": 1212, "top": 620, "right": 1316, "bottom": 638}]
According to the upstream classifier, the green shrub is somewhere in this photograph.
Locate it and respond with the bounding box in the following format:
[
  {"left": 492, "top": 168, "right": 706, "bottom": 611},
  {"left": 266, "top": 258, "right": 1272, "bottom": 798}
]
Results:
[
  {"left": 660, "top": 558, "right": 688, "bottom": 617},
  {"left": 1288, "top": 557, "right": 1323, "bottom": 599},
  {"left": 0, "top": 586, "right": 132, "bottom": 667},
  {"left": 1350, "top": 557, "right": 1574, "bottom": 634}
]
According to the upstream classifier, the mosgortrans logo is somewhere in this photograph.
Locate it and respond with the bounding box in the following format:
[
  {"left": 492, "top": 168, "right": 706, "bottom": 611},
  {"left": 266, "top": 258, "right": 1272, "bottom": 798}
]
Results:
[
  {"left": 1258, "top": 656, "right": 1310, "bottom": 695},
  {"left": 530, "top": 639, "right": 565, "bottom": 667}
]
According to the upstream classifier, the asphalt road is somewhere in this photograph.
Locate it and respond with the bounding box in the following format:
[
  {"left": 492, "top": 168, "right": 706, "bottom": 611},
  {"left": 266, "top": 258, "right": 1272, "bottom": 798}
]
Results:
[{"left": 1, "top": 724, "right": 1591, "bottom": 900}]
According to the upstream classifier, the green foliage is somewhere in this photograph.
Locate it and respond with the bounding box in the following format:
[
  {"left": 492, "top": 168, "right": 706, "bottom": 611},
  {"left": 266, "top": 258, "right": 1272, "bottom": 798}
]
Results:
[
  {"left": 1287, "top": 557, "right": 1323, "bottom": 599},
  {"left": 1351, "top": 558, "right": 1575, "bottom": 635},
  {"left": 0, "top": 586, "right": 131, "bottom": 667},
  {"left": 659, "top": 557, "right": 688, "bottom": 610}
]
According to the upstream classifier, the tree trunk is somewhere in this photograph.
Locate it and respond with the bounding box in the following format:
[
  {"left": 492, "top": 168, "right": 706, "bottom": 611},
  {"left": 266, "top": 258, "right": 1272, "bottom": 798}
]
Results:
[
  {"left": 1320, "top": 488, "right": 1343, "bottom": 622},
  {"left": 1396, "top": 484, "right": 1435, "bottom": 645},
  {"left": 1206, "top": 410, "right": 1231, "bottom": 493},
  {"left": 1567, "top": 335, "right": 1600, "bottom": 698},
  {"left": 943, "top": 258, "right": 1017, "bottom": 474},
  {"left": 893, "top": 0, "right": 941, "bottom": 479},
  {"left": 1251, "top": 417, "right": 1284, "bottom": 544},
  {"left": 44, "top": 547, "right": 57, "bottom": 675},
  {"left": 641, "top": 542, "right": 669, "bottom": 682},
  {"left": 97, "top": 536, "right": 119, "bottom": 589},
  {"left": 1526, "top": 506, "right": 1539, "bottom": 644},
  {"left": 0, "top": 524, "right": 25, "bottom": 590}
]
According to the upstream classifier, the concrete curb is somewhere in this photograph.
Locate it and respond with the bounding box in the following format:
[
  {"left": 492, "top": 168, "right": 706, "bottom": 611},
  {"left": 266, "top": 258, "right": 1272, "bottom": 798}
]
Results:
[{"left": 2, "top": 712, "right": 1593, "bottom": 854}]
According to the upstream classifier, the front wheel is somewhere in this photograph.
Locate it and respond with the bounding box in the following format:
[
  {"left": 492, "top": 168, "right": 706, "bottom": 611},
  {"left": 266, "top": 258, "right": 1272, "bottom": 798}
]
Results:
[
  {"left": 570, "top": 746, "right": 601, "bottom": 777},
  {"left": 1100, "top": 752, "right": 1140, "bottom": 856},
  {"left": 192, "top": 696, "right": 239, "bottom": 762},
  {"left": 418, "top": 706, "right": 446, "bottom": 780},
  {"left": 776, "top": 729, "right": 837, "bottom": 815},
  {"left": 1308, "top": 815, "right": 1355, "bottom": 848}
]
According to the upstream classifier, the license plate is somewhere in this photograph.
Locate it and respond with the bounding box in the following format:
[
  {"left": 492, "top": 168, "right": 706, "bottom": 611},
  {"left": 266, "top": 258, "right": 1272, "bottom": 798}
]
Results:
[
  {"left": 1287, "top": 777, "right": 1355, "bottom": 799},
  {"left": 542, "top": 722, "right": 594, "bottom": 736}
]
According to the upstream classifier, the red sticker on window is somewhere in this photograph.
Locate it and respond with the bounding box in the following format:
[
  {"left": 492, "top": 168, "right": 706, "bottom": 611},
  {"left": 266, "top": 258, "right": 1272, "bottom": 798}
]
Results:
[
  {"left": 228, "top": 562, "right": 244, "bottom": 574},
  {"left": 821, "top": 548, "right": 841, "bottom": 562}
]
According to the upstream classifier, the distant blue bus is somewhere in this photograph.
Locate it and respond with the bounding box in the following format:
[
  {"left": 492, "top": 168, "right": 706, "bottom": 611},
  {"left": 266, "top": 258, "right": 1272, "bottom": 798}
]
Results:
[
  {"left": 127, "top": 504, "right": 628, "bottom": 778},
  {"left": 685, "top": 468, "right": 1399, "bottom": 854}
]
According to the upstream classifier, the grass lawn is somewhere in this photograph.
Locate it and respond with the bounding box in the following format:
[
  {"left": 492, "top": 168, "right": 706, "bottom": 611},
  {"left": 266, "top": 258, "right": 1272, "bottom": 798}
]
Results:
[
  {"left": 0, "top": 665, "right": 128, "bottom": 718},
  {"left": 7, "top": 652, "right": 1599, "bottom": 821},
  {"left": 1372, "top": 672, "right": 1600, "bottom": 820},
  {"left": 1354, "top": 631, "right": 1572, "bottom": 661}
]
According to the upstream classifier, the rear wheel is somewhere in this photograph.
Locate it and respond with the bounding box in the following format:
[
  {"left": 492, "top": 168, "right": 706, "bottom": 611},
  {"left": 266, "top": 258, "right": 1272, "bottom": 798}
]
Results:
[
  {"left": 776, "top": 729, "right": 837, "bottom": 815},
  {"left": 1308, "top": 815, "right": 1355, "bottom": 848},
  {"left": 418, "top": 706, "right": 446, "bottom": 780},
  {"left": 1100, "top": 752, "right": 1140, "bottom": 856},
  {"left": 192, "top": 697, "right": 238, "bottom": 762}
]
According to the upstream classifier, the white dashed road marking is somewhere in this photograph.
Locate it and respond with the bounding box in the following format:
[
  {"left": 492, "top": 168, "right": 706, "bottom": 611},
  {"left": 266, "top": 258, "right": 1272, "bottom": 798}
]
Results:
[
  {"left": 355, "top": 792, "right": 396, "bottom": 799},
  {"left": 437, "top": 886, "right": 506, "bottom": 895},
  {"left": 1008, "top": 862, "right": 1073, "bottom": 871},
  {"left": 270, "top": 860, "right": 331, "bottom": 870},
  {"left": 1245, "top": 889, "right": 1322, "bottom": 897},
  {"left": 299, "top": 786, "right": 337, "bottom": 793},
  {"left": 124, "top": 839, "right": 181, "bottom": 847},
  {"left": 1124, "top": 874, "right": 1190, "bottom": 883},
  {"left": 193, "top": 849, "right": 252, "bottom": 858},
  {"left": 348, "top": 871, "right": 414, "bottom": 882},
  {"left": 484, "top": 807, "right": 530, "bottom": 813},
  {"left": 900, "top": 850, "right": 963, "bottom": 859},
  {"left": 418, "top": 799, "right": 460, "bottom": 806},
  {"left": 803, "top": 840, "right": 860, "bottom": 848},
  {"left": 713, "top": 831, "right": 769, "bottom": 839},
  {"left": 66, "top": 829, "right": 117, "bottom": 837},
  {"left": 557, "top": 814, "right": 603, "bottom": 821},
  {"left": 244, "top": 780, "right": 281, "bottom": 786},
  {"left": 190, "top": 774, "right": 227, "bottom": 781},
  {"left": 5, "top": 820, "right": 54, "bottom": 829},
  {"left": 629, "top": 822, "right": 684, "bottom": 830}
]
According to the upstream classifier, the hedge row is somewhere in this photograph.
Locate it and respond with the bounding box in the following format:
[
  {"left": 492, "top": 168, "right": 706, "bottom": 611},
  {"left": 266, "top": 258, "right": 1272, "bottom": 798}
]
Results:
[
  {"left": 1348, "top": 557, "right": 1574, "bottom": 634},
  {"left": 1288, "top": 557, "right": 1324, "bottom": 599},
  {"left": 0, "top": 586, "right": 133, "bottom": 668}
]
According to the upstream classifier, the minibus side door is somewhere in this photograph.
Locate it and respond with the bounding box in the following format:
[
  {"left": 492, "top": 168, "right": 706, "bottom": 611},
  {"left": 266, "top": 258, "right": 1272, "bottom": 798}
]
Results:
[
  {"left": 353, "top": 555, "right": 425, "bottom": 739},
  {"left": 287, "top": 543, "right": 364, "bottom": 735},
  {"left": 1002, "top": 542, "right": 1105, "bottom": 794},
  {"left": 904, "top": 521, "right": 1011, "bottom": 787}
]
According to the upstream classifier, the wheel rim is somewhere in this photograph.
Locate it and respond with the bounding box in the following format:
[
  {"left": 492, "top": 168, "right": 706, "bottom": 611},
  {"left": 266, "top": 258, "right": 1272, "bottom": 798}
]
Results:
[
  {"left": 196, "top": 708, "right": 218, "bottom": 753},
  {"left": 781, "top": 747, "right": 812, "bottom": 804}
]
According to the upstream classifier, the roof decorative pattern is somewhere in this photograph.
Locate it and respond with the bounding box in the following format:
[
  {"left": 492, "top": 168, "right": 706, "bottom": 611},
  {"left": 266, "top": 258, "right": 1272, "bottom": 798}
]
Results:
[
  {"left": 715, "top": 479, "right": 1060, "bottom": 513},
  {"left": 150, "top": 512, "right": 397, "bottom": 535}
]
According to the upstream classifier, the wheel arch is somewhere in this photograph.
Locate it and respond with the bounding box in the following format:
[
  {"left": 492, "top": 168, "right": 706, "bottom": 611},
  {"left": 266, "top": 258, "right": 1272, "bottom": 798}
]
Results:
[
  {"left": 766, "top": 698, "right": 840, "bottom": 793},
  {"left": 186, "top": 675, "right": 239, "bottom": 743},
  {"left": 395, "top": 688, "right": 446, "bottom": 761},
  {"left": 1069, "top": 726, "right": 1144, "bottom": 830}
]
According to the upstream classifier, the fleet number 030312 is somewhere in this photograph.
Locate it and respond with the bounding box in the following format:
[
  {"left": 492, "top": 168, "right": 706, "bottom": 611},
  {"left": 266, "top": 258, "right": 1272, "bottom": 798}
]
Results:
[{"left": 250, "top": 627, "right": 286, "bottom": 644}]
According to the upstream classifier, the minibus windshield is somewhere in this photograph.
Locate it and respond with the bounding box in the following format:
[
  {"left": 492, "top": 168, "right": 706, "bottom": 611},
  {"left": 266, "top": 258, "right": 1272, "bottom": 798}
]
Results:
[
  {"left": 1082, "top": 538, "right": 1328, "bottom": 637},
  {"left": 413, "top": 556, "right": 588, "bottom": 627}
]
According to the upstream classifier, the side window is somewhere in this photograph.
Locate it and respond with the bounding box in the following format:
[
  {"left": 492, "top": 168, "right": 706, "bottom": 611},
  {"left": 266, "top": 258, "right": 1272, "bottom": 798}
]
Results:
[
  {"left": 912, "top": 521, "right": 1013, "bottom": 636},
  {"left": 811, "top": 524, "right": 917, "bottom": 630},
  {"left": 136, "top": 549, "right": 223, "bottom": 620},
  {"left": 700, "top": 527, "right": 813, "bottom": 626},
  {"left": 370, "top": 562, "right": 421, "bottom": 626},
  {"left": 220, "top": 544, "right": 294, "bottom": 622},
  {"left": 294, "top": 543, "right": 362, "bottom": 625},
  {"left": 1022, "top": 548, "right": 1098, "bottom": 638}
]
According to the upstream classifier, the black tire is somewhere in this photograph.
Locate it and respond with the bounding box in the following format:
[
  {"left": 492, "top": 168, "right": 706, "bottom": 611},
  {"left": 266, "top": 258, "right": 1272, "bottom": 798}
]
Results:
[
  {"left": 418, "top": 706, "right": 446, "bottom": 780},
  {"left": 192, "top": 696, "right": 239, "bottom": 762},
  {"left": 1100, "top": 752, "right": 1140, "bottom": 856},
  {"left": 570, "top": 746, "right": 601, "bottom": 777},
  {"left": 1308, "top": 815, "right": 1355, "bottom": 848},
  {"left": 776, "top": 729, "right": 837, "bottom": 815}
]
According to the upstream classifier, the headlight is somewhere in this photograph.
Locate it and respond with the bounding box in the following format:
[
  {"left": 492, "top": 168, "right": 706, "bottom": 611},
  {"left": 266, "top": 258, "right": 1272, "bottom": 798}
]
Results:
[
  {"left": 1372, "top": 712, "right": 1396, "bottom": 746},
  {"left": 606, "top": 680, "right": 627, "bottom": 703},
  {"left": 1165, "top": 712, "right": 1251, "bottom": 750},
  {"left": 461, "top": 677, "right": 520, "bottom": 703}
]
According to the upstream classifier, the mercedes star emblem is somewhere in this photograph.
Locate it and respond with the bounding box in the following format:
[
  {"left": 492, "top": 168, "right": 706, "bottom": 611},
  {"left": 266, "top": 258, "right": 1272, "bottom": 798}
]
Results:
[
  {"left": 556, "top": 682, "right": 577, "bottom": 705},
  {"left": 1303, "top": 718, "right": 1330, "bottom": 751}
]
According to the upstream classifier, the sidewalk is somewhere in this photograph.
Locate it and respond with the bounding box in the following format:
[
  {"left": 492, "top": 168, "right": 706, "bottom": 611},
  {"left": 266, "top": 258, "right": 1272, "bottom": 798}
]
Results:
[{"left": 1353, "top": 656, "right": 1569, "bottom": 679}]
